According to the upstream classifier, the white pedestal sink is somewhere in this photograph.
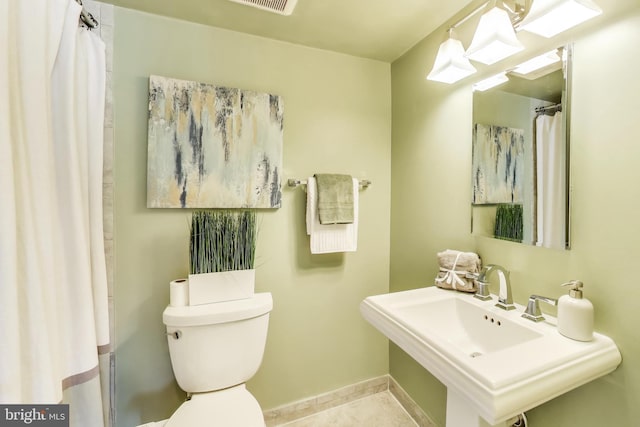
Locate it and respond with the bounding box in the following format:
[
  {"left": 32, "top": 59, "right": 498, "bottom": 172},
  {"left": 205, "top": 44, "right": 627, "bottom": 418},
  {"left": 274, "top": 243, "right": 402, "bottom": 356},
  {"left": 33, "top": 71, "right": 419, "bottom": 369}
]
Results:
[{"left": 360, "top": 286, "right": 621, "bottom": 427}]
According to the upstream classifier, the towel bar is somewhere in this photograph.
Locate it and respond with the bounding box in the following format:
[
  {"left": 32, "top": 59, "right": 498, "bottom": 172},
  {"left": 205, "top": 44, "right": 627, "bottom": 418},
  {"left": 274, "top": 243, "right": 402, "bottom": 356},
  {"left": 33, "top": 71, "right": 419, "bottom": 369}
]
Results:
[{"left": 287, "top": 178, "right": 371, "bottom": 189}]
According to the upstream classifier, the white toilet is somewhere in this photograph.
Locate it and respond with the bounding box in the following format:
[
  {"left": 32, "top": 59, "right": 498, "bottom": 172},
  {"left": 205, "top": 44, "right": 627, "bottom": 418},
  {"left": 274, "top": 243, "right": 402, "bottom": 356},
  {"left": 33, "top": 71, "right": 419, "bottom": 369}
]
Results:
[{"left": 162, "top": 292, "right": 273, "bottom": 426}]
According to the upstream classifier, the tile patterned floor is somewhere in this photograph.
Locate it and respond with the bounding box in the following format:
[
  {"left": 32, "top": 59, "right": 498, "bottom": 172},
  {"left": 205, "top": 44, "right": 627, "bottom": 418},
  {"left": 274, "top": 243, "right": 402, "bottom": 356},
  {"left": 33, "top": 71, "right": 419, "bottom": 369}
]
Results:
[{"left": 276, "top": 391, "right": 419, "bottom": 427}]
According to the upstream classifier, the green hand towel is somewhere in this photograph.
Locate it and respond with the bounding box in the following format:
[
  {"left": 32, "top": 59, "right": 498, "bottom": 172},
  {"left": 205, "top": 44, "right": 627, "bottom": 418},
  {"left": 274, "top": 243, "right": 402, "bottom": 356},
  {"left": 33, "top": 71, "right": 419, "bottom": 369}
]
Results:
[{"left": 314, "top": 174, "right": 354, "bottom": 225}]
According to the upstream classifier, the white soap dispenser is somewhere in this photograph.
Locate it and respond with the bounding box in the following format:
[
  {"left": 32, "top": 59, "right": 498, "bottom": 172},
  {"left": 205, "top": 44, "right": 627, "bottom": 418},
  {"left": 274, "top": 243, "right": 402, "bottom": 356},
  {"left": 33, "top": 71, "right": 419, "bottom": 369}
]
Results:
[{"left": 557, "top": 280, "right": 594, "bottom": 342}]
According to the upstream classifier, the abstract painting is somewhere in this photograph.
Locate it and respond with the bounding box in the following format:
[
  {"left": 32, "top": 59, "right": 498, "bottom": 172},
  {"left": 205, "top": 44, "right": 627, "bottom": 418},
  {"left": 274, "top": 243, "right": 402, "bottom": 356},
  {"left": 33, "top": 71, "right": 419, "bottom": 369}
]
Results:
[
  {"left": 472, "top": 123, "right": 525, "bottom": 205},
  {"left": 147, "top": 75, "right": 283, "bottom": 208}
]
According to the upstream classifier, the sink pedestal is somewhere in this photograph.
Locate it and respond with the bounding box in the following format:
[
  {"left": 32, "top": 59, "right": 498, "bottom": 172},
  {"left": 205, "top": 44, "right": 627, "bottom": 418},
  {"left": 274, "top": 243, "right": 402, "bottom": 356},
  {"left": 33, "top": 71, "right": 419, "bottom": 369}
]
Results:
[{"left": 446, "top": 389, "right": 509, "bottom": 427}]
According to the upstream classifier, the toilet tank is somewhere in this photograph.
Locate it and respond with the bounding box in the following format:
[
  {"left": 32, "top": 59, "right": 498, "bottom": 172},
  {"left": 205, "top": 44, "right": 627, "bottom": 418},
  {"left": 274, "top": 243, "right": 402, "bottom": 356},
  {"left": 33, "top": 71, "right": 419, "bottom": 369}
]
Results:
[{"left": 163, "top": 292, "right": 272, "bottom": 393}]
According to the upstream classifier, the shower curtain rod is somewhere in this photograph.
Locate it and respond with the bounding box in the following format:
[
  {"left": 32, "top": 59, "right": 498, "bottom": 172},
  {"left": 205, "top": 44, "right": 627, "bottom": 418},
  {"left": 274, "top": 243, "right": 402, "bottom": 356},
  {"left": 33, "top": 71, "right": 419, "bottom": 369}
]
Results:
[
  {"left": 535, "top": 103, "right": 562, "bottom": 113},
  {"left": 76, "top": 0, "right": 99, "bottom": 29}
]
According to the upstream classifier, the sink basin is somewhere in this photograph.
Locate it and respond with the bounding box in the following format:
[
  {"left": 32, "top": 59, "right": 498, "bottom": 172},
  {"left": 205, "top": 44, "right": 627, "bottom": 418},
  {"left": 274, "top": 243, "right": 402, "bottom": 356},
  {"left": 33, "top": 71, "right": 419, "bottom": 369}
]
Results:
[
  {"left": 394, "top": 296, "right": 542, "bottom": 357},
  {"left": 361, "top": 286, "right": 621, "bottom": 426}
]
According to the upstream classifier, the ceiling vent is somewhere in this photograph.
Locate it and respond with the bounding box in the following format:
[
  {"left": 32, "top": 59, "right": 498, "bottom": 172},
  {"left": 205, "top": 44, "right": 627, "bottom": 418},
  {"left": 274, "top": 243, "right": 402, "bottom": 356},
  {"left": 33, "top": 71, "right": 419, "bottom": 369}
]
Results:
[{"left": 228, "top": 0, "right": 298, "bottom": 16}]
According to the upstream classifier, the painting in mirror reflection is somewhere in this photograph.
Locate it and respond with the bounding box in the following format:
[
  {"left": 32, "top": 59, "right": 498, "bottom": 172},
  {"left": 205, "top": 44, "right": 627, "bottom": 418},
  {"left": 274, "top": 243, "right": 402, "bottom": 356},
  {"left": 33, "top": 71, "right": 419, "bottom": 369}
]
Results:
[{"left": 471, "top": 46, "right": 569, "bottom": 250}]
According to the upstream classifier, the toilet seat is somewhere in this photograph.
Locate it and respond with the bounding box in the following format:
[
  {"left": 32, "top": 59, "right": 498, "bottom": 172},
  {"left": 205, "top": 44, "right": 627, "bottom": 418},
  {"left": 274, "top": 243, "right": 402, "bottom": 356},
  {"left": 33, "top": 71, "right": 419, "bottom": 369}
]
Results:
[{"left": 164, "top": 384, "right": 265, "bottom": 427}]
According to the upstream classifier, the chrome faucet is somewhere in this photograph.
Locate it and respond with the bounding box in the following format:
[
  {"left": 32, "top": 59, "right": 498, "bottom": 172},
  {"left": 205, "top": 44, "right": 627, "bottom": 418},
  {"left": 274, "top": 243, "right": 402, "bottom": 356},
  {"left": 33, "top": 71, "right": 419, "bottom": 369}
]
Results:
[
  {"left": 522, "top": 295, "right": 558, "bottom": 322},
  {"left": 467, "top": 271, "right": 491, "bottom": 301},
  {"left": 476, "top": 264, "right": 515, "bottom": 310}
]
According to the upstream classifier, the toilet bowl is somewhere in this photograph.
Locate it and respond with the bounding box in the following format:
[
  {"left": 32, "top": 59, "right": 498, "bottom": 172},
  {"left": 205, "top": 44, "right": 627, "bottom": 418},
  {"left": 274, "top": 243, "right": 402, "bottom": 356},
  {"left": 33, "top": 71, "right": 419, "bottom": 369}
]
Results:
[
  {"left": 163, "top": 292, "right": 272, "bottom": 426},
  {"left": 164, "top": 385, "right": 264, "bottom": 426}
]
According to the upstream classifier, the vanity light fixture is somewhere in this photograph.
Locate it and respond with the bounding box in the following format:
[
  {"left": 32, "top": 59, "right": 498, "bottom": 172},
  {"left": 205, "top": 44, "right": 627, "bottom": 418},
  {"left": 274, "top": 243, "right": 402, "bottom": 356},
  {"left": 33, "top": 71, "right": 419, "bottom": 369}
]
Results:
[
  {"left": 517, "top": 0, "right": 603, "bottom": 38},
  {"left": 472, "top": 72, "right": 509, "bottom": 91},
  {"left": 426, "top": 0, "right": 602, "bottom": 84},
  {"left": 510, "top": 49, "right": 561, "bottom": 75},
  {"left": 426, "top": 29, "right": 477, "bottom": 84},
  {"left": 465, "top": 3, "right": 524, "bottom": 65}
]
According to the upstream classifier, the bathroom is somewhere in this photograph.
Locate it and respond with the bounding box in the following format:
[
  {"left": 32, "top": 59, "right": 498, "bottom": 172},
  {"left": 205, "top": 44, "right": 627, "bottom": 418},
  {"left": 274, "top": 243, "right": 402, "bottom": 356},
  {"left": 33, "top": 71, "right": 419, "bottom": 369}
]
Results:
[{"left": 2, "top": 0, "right": 639, "bottom": 425}]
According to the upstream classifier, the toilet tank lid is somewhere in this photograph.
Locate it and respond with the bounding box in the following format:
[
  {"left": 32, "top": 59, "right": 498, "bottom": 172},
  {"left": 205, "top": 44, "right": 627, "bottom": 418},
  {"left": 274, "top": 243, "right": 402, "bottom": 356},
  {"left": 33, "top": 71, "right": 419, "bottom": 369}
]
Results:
[{"left": 163, "top": 292, "right": 273, "bottom": 326}]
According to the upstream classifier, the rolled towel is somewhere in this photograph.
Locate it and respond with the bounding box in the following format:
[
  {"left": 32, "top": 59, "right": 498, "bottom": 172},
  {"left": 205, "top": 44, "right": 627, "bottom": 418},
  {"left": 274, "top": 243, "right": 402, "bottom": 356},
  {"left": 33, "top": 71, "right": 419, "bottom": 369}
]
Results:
[{"left": 434, "top": 249, "right": 482, "bottom": 293}]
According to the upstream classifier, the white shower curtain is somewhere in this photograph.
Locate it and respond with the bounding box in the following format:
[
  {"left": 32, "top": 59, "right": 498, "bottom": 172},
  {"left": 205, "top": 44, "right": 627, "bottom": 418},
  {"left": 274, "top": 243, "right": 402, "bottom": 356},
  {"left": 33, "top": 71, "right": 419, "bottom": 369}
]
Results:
[
  {"left": 0, "top": 0, "right": 109, "bottom": 425},
  {"left": 535, "top": 111, "right": 566, "bottom": 249}
]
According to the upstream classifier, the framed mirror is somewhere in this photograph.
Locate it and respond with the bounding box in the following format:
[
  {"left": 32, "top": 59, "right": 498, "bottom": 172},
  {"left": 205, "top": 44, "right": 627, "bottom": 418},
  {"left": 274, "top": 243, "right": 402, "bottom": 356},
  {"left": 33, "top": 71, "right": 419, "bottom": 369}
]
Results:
[{"left": 471, "top": 45, "right": 571, "bottom": 249}]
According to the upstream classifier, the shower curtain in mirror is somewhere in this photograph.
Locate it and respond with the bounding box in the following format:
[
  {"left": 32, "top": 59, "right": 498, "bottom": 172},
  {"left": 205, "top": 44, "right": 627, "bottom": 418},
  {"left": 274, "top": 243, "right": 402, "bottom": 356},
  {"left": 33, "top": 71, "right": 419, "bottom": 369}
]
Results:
[
  {"left": 0, "top": 0, "right": 109, "bottom": 426},
  {"left": 535, "top": 111, "right": 566, "bottom": 249}
]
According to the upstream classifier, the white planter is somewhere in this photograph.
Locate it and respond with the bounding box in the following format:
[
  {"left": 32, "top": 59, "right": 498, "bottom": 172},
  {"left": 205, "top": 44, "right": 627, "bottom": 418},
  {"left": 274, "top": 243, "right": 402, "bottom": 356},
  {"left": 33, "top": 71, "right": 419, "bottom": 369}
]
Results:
[{"left": 187, "top": 269, "right": 255, "bottom": 305}]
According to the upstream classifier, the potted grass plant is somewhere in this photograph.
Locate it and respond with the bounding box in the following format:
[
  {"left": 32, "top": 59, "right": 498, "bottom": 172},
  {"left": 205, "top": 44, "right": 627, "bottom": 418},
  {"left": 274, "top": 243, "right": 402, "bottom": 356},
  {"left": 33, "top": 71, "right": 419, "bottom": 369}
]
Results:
[
  {"left": 494, "top": 204, "right": 523, "bottom": 243},
  {"left": 187, "top": 209, "right": 257, "bottom": 305}
]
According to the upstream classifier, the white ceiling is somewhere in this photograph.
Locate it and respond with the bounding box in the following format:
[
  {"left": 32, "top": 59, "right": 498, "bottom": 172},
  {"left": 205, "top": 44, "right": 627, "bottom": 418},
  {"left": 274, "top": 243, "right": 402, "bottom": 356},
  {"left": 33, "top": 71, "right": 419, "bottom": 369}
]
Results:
[
  {"left": 99, "top": 0, "right": 636, "bottom": 63},
  {"left": 99, "top": 0, "right": 476, "bottom": 62}
]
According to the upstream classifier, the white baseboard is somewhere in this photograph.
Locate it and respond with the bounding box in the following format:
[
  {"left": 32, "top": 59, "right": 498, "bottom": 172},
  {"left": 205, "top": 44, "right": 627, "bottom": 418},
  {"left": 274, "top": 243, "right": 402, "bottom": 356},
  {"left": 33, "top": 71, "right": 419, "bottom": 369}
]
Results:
[
  {"left": 263, "top": 375, "right": 435, "bottom": 427},
  {"left": 388, "top": 376, "right": 437, "bottom": 427},
  {"left": 136, "top": 420, "right": 167, "bottom": 427}
]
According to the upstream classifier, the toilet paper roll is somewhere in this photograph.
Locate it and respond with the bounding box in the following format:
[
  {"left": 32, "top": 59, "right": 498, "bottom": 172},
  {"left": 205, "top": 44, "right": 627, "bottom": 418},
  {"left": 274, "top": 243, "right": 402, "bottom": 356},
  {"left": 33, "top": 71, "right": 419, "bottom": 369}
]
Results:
[{"left": 170, "top": 279, "right": 189, "bottom": 307}]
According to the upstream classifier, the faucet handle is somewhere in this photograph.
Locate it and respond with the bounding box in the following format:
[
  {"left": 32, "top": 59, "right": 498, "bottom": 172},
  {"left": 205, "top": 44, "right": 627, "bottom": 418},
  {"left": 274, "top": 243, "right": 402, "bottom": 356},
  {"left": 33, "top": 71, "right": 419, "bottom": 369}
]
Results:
[
  {"left": 521, "top": 295, "right": 558, "bottom": 322},
  {"left": 467, "top": 272, "right": 491, "bottom": 301},
  {"left": 473, "top": 281, "right": 492, "bottom": 301}
]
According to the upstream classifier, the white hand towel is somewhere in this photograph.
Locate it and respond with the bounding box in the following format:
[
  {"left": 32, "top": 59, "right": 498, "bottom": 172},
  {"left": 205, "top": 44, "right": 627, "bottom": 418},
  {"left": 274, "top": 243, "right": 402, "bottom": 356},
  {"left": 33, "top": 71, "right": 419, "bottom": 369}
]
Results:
[{"left": 306, "top": 176, "right": 358, "bottom": 254}]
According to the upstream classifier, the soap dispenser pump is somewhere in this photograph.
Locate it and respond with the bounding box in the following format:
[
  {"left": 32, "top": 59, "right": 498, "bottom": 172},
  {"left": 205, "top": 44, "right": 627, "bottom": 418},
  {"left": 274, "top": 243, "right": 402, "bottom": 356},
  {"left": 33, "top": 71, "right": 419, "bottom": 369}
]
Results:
[{"left": 557, "top": 280, "right": 594, "bottom": 342}]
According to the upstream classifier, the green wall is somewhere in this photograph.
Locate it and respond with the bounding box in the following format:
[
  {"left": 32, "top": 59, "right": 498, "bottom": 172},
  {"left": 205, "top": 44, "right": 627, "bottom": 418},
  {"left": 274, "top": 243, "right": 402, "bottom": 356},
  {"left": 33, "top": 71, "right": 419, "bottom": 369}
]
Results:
[
  {"left": 112, "top": 3, "right": 640, "bottom": 427},
  {"left": 390, "top": 5, "right": 640, "bottom": 427},
  {"left": 113, "top": 9, "right": 391, "bottom": 427}
]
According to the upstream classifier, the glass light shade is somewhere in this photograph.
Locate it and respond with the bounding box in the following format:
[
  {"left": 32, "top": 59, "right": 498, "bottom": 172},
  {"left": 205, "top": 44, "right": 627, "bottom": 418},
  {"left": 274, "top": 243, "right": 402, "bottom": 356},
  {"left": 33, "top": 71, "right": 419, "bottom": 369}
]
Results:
[
  {"left": 511, "top": 49, "right": 561, "bottom": 75},
  {"left": 473, "top": 72, "right": 509, "bottom": 91},
  {"left": 518, "top": 0, "right": 603, "bottom": 38},
  {"left": 427, "top": 37, "right": 477, "bottom": 84},
  {"left": 465, "top": 7, "right": 524, "bottom": 65}
]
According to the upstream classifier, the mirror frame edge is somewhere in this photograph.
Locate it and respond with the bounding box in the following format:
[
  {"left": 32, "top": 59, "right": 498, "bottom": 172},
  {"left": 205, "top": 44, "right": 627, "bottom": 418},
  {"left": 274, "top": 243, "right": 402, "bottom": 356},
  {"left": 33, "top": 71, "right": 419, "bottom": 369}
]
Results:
[{"left": 564, "top": 43, "right": 573, "bottom": 250}]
